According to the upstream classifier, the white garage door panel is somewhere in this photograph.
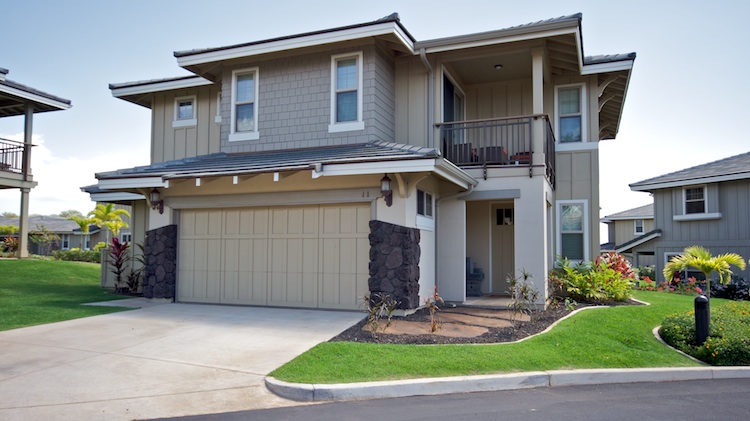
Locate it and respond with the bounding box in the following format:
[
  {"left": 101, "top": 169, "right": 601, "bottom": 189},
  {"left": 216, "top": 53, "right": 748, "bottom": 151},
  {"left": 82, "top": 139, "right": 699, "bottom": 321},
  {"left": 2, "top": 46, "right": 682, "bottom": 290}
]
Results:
[{"left": 178, "top": 204, "right": 369, "bottom": 309}]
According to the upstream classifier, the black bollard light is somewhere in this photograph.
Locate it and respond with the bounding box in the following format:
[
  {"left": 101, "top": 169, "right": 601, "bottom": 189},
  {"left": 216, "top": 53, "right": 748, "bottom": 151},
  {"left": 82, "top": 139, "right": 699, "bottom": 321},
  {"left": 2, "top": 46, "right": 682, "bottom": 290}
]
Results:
[{"left": 694, "top": 295, "right": 710, "bottom": 346}]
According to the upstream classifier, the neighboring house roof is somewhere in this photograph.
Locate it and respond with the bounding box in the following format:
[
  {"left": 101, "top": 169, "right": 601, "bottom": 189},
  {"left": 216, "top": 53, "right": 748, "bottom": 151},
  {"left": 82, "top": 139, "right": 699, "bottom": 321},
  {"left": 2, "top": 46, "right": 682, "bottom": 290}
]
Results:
[
  {"left": 601, "top": 203, "right": 653, "bottom": 222},
  {"left": 615, "top": 229, "right": 662, "bottom": 253},
  {"left": 0, "top": 69, "right": 72, "bottom": 117},
  {"left": 0, "top": 215, "right": 100, "bottom": 235},
  {"left": 631, "top": 151, "right": 750, "bottom": 192},
  {"left": 96, "top": 141, "right": 439, "bottom": 180}
]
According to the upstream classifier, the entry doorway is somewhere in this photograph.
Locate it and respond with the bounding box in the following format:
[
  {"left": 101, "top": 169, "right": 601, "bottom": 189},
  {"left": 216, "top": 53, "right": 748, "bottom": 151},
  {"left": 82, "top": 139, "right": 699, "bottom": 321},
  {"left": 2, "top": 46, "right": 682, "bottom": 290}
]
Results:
[{"left": 491, "top": 203, "right": 515, "bottom": 294}]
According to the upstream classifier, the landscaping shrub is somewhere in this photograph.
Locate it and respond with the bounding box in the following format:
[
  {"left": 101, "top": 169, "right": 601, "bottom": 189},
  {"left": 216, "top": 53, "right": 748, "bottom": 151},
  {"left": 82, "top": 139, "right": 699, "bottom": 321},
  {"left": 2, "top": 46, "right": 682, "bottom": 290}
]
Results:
[
  {"left": 53, "top": 248, "right": 101, "bottom": 263},
  {"left": 637, "top": 265, "right": 656, "bottom": 281},
  {"left": 550, "top": 256, "right": 634, "bottom": 303},
  {"left": 660, "top": 301, "right": 750, "bottom": 366},
  {"left": 710, "top": 277, "right": 749, "bottom": 301}
]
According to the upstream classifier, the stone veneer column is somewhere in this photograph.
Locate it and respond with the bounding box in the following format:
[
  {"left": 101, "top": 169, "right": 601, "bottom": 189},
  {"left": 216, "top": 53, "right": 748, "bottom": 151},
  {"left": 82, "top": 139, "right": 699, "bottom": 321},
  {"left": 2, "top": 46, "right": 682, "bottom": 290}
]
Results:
[
  {"left": 143, "top": 224, "right": 177, "bottom": 299},
  {"left": 368, "top": 220, "right": 421, "bottom": 310}
]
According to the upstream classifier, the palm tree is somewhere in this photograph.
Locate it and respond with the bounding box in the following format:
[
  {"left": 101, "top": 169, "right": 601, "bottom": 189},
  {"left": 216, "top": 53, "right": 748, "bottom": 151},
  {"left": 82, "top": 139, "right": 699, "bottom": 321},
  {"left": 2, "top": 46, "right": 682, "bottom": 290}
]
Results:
[
  {"left": 68, "top": 215, "right": 96, "bottom": 249},
  {"left": 663, "top": 246, "right": 746, "bottom": 298},
  {"left": 88, "top": 203, "right": 130, "bottom": 243}
]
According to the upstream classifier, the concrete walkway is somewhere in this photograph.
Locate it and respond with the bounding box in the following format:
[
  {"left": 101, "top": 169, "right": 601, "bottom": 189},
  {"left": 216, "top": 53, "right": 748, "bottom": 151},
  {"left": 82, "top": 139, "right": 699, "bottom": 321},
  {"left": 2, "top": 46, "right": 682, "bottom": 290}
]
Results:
[{"left": 0, "top": 300, "right": 364, "bottom": 420}]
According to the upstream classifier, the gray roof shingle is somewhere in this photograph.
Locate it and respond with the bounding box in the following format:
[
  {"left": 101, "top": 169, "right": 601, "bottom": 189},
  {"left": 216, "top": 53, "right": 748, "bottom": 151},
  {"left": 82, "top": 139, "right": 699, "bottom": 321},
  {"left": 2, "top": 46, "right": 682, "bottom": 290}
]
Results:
[
  {"left": 96, "top": 141, "right": 439, "bottom": 180},
  {"left": 631, "top": 151, "right": 750, "bottom": 191},
  {"left": 602, "top": 203, "right": 653, "bottom": 221}
]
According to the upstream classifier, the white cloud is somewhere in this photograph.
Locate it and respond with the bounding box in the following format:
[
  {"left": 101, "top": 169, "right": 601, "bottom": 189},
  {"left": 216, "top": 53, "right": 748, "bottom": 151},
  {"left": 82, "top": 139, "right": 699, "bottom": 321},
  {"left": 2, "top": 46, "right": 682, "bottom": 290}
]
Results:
[{"left": 0, "top": 132, "right": 147, "bottom": 216}]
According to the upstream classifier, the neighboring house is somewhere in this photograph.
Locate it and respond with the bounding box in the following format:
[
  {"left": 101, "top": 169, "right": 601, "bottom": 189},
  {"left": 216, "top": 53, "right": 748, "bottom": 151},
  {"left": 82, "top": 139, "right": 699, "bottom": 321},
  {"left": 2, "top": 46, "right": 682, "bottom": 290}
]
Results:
[
  {"left": 600, "top": 203, "right": 656, "bottom": 267},
  {"left": 0, "top": 214, "right": 104, "bottom": 255},
  {"left": 629, "top": 152, "right": 750, "bottom": 282},
  {"left": 84, "top": 13, "right": 635, "bottom": 310},
  {"left": 0, "top": 67, "right": 71, "bottom": 257}
]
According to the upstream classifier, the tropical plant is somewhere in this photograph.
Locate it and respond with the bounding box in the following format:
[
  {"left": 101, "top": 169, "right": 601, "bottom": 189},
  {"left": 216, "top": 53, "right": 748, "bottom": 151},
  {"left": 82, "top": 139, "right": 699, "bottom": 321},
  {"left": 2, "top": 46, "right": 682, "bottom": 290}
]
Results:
[
  {"left": 506, "top": 269, "right": 539, "bottom": 325},
  {"left": 3, "top": 236, "right": 19, "bottom": 254},
  {"left": 362, "top": 292, "right": 399, "bottom": 335},
  {"left": 663, "top": 246, "right": 746, "bottom": 299},
  {"left": 0, "top": 224, "right": 18, "bottom": 235},
  {"left": 125, "top": 242, "right": 146, "bottom": 294},
  {"left": 551, "top": 256, "right": 634, "bottom": 303},
  {"left": 88, "top": 203, "right": 130, "bottom": 242},
  {"left": 424, "top": 286, "right": 444, "bottom": 333},
  {"left": 29, "top": 225, "right": 60, "bottom": 256},
  {"left": 107, "top": 237, "right": 130, "bottom": 292},
  {"left": 67, "top": 215, "right": 96, "bottom": 235}
]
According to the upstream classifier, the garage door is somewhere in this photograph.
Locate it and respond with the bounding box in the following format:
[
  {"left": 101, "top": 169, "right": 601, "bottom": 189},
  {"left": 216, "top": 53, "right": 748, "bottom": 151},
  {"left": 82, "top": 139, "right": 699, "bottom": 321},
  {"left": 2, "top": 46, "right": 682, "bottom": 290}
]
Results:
[{"left": 177, "top": 204, "right": 370, "bottom": 310}]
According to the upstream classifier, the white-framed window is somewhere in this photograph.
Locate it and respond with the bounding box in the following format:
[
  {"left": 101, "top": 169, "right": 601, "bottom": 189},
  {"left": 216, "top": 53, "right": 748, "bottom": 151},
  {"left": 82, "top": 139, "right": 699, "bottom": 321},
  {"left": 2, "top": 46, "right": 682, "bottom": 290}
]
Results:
[
  {"left": 557, "top": 200, "right": 589, "bottom": 261},
  {"left": 329, "top": 51, "right": 364, "bottom": 133},
  {"left": 229, "top": 67, "right": 260, "bottom": 142},
  {"left": 121, "top": 233, "right": 132, "bottom": 243},
  {"left": 684, "top": 186, "right": 706, "bottom": 214},
  {"left": 61, "top": 234, "right": 70, "bottom": 250},
  {"left": 417, "top": 190, "right": 433, "bottom": 217},
  {"left": 555, "top": 83, "right": 586, "bottom": 143},
  {"left": 634, "top": 219, "right": 645, "bottom": 235},
  {"left": 84, "top": 234, "right": 91, "bottom": 250},
  {"left": 172, "top": 95, "right": 197, "bottom": 128}
]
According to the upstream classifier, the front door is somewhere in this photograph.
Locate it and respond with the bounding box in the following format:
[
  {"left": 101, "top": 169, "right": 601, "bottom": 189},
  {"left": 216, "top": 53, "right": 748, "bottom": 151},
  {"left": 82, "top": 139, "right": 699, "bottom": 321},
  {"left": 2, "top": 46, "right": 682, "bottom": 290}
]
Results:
[{"left": 491, "top": 203, "right": 515, "bottom": 294}]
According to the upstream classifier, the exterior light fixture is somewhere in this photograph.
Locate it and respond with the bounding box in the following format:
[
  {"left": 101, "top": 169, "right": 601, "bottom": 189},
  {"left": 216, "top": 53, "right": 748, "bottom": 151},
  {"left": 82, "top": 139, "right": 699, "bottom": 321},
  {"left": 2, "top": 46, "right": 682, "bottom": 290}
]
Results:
[
  {"left": 149, "top": 188, "right": 164, "bottom": 214},
  {"left": 494, "top": 64, "right": 503, "bottom": 70},
  {"left": 380, "top": 174, "right": 393, "bottom": 207}
]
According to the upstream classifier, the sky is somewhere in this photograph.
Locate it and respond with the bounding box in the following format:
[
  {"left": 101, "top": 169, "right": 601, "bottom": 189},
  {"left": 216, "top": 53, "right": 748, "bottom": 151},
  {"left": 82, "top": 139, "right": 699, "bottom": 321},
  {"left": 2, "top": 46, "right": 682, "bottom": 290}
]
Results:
[{"left": 2, "top": 0, "right": 749, "bottom": 242}]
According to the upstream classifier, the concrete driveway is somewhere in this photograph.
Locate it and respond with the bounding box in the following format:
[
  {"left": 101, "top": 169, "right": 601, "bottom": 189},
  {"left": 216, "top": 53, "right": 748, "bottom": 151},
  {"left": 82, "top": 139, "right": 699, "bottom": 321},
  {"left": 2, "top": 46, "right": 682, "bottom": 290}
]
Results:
[{"left": 0, "top": 299, "right": 364, "bottom": 420}]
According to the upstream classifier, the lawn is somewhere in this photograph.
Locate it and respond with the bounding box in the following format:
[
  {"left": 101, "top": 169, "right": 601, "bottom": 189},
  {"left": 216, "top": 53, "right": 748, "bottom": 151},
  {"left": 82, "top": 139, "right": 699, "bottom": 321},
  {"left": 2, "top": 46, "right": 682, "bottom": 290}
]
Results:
[
  {"left": 0, "top": 259, "right": 132, "bottom": 331},
  {"left": 271, "top": 291, "right": 721, "bottom": 384}
]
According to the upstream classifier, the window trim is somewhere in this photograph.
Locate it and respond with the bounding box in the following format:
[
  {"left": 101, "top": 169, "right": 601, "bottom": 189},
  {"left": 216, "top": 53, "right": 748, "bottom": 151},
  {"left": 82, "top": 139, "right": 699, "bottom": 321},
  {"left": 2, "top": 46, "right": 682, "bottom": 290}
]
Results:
[
  {"left": 634, "top": 219, "right": 645, "bottom": 235},
  {"left": 683, "top": 185, "right": 706, "bottom": 215},
  {"left": 554, "top": 83, "right": 587, "bottom": 144},
  {"left": 229, "top": 67, "right": 260, "bottom": 142},
  {"left": 556, "top": 199, "right": 589, "bottom": 261},
  {"left": 61, "top": 234, "right": 70, "bottom": 250},
  {"left": 173, "top": 95, "right": 197, "bottom": 128},
  {"left": 328, "top": 51, "right": 364, "bottom": 133}
]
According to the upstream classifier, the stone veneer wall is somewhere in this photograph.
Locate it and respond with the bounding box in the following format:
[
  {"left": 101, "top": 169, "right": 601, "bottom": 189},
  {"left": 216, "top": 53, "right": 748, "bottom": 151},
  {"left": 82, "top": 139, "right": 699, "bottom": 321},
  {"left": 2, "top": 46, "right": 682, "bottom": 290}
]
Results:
[
  {"left": 368, "top": 220, "right": 421, "bottom": 310},
  {"left": 143, "top": 224, "right": 177, "bottom": 299}
]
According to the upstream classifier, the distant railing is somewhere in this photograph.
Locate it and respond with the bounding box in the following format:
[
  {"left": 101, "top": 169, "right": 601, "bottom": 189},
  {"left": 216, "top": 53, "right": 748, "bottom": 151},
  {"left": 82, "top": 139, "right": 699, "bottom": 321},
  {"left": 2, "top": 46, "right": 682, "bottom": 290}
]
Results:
[
  {"left": 0, "top": 137, "right": 29, "bottom": 174},
  {"left": 436, "top": 115, "right": 556, "bottom": 187}
]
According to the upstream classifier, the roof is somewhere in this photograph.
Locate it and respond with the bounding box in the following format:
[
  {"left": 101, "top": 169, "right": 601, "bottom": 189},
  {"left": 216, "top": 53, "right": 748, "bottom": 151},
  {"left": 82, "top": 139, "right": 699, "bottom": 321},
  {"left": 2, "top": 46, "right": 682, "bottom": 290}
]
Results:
[
  {"left": 175, "top": 13, "right": 415, "bottom": 59},
  {"left": 0, "top": 215, "right": 99, "bottom": 234},
  {"left": 631, "top": 151, "right": 750, "bottom": 192},
  {"left": 584, "top": 53, "right": 637, "bottom": 65},
  {"left": 615, "top": 229, "right": 662, "bottom": 253},
  {"left": 0, "top": 69, "right": 71, "bottom": 117},
  {"left": 96, "top": 141, "right": 439, "bottom": 180},
  {"left": 109, "top": 75, "right": 212, "bottom": 108},
  {"left": 601, "top": 203, "right": 653, "bottom": 222}
]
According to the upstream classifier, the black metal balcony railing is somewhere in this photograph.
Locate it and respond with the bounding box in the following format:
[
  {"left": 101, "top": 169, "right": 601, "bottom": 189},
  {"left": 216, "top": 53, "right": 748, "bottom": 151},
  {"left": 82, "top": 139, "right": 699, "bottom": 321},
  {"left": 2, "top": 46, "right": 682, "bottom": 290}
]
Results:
[
  {"left": 437, "top": 115, "right": 556, "bottom": 187},
  {"left": 0, "top": 138, "right": 27, "bottom": 174}
]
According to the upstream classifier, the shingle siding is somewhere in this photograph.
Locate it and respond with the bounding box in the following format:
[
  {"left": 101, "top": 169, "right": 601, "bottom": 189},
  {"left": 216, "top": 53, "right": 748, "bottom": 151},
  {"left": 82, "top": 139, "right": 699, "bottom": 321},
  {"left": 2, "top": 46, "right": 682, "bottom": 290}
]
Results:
[{"left": 218, "top": 42, "right": 396, "bottom": 154}]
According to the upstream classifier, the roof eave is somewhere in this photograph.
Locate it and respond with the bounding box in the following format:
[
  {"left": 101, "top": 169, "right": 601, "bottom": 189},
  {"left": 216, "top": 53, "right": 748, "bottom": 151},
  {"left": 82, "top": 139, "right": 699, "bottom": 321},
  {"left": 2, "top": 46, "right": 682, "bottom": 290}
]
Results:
[
  {"left": 0, "top": 82, "right": 72, "bottom": 112},
  {"left": 631, "top": 171, "right": 750, "bottom": 192},
  {"left": 175, "top": 21, "right": 415, "bottom": 69},
  {"left": 109, "top": 76, "right": 213, "bottom": 108}
]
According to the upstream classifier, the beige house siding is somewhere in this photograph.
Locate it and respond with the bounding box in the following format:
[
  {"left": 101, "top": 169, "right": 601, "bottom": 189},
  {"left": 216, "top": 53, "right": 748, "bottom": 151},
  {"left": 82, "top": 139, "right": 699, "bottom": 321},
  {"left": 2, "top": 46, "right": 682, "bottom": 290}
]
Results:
[
  {"left": 612, "top": 218, "right": 655, "bottom": 246},
  {"left": 151, "top": 85, "right": 221, "bottom": 163},
  {"left": 555, "top": 148, "right": 600, "bottom": 262}
]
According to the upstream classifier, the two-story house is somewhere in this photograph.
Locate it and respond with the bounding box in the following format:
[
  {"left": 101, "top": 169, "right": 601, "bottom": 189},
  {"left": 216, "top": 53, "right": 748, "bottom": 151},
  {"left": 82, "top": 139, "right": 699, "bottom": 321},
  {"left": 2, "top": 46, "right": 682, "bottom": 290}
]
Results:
[
  {"left": 1, "top": 67, "right": 71, "bottom": 257},
  {"left": 85, "top": 13, "right": 635, "bottom": 310},
  {"left": 629, "top": 152, "right": 750, "bottom": 282},
  {"left": 600, "top": 203, "right": 656, "bottom": 267}
]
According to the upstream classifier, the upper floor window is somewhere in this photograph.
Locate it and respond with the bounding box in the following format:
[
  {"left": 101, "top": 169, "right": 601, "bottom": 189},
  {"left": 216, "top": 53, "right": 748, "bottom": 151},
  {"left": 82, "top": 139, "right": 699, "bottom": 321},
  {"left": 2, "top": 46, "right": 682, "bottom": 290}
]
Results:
[
  {"left": 173, "top": 96, "right": 197, "bottom": 128},
  {"left": 417, "top": 190, "right": 433, "bottom": 217},
  {"left": 230, "top": 68, "right": 260, "bottom": 142},
  {"left": 634, "top": 219, "right": 645, "bottom": 235},
  {"left": 684, "top": 187, "right": 705, "bottom": 214},
  {"left": 557, "top": 200, "right": 588, "bottom": 261},
  {"left": 555, "top": 84, "right": 586, "bottom": 143},
  {"left": 329, "top": 52, "right": 364, "bottom": 133}
]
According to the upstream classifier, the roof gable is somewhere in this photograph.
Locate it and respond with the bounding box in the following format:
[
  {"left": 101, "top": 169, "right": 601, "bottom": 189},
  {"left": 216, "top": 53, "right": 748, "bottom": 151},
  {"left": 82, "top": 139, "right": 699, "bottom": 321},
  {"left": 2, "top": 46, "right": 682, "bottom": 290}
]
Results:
[
  {"left": 602, "top": 203, "right": 653, "bottom": 222},
  {"left": 631, "top": 151, "right": 750, "bottom": 191}
]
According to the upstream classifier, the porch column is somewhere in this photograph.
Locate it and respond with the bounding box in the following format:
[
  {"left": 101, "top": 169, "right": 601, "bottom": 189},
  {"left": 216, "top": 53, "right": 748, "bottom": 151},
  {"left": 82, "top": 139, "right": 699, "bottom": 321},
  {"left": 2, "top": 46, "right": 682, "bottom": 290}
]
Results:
[
  {"left": 22, "top": 104, "right": 33, "bottom": 179},
  {"left": 18, "top": 188, "right": 30, "bottom": 258},
  {"left": 531, "top": 47, "right": 545, "bottom": 166}
]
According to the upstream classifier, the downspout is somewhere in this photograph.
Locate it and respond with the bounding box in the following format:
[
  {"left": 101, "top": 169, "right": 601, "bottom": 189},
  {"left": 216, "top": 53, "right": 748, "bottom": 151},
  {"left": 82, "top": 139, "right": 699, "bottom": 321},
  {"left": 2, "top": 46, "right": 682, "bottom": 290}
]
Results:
[
  {"left": 435, "top": 184, "right": 474, "bottom": 300},
  {"left": 419, "top": 48, "right": 435, "bottom": 149}
]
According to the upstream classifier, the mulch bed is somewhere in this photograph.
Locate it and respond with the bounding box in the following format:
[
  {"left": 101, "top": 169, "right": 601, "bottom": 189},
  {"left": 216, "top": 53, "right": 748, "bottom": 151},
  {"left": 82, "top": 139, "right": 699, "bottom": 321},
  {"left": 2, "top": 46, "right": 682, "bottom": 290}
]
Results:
[{"left": 330, "top": 300, "right": 640, "bottom": 345}]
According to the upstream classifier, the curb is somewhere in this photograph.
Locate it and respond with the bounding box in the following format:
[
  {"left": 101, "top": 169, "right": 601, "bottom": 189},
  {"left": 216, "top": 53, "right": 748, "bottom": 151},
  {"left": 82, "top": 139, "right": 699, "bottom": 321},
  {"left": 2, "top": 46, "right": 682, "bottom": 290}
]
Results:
[{"left": 266, "top": 367, "right": 750, "bottom": 402}]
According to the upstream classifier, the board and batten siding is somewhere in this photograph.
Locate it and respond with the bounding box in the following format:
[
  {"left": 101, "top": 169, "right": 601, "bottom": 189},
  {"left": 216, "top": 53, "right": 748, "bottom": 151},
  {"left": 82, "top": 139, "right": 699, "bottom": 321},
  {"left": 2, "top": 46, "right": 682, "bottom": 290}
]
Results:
[
  {"left": 218, "top": 42, "right": 396, "bottom": 154},
  {"left": 612, "top": 218, "right": 655, "bottom": 246},
  {"left": 151, "top": 85, "right": 221, "bottom": 163},
  {"left": 651, "top": 180, "right": 750, "bottom": 281},
  {"left": 554, "top": 149, "right": 600, "bottom": 261}
]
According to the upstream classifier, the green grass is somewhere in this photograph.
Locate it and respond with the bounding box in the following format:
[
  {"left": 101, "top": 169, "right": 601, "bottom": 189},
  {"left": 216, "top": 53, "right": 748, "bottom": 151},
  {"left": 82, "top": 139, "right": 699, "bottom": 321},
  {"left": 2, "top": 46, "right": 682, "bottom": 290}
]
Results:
[
  {"left": 0, "top": 259, "right": 132, "bottom": 331},
  {"left": 271, "top": 291, "right": 724, "bottom": 384}
]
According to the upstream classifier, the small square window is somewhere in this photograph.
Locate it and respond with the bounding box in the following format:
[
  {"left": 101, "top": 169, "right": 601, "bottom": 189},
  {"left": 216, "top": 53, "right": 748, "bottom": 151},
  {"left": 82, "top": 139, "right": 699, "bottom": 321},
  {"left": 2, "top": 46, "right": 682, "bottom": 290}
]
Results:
[
  {"left": 417, "top": 190, "right": 433, "bottom": 217},
  {"left": 685, "top": 187, "right": 706, "bottom": 214},
  {"left": 173, "top": 96, "right": 197, "bottom": 128},
  {"left": 177, "top": 100, "right": 194, "bottom": 120}
]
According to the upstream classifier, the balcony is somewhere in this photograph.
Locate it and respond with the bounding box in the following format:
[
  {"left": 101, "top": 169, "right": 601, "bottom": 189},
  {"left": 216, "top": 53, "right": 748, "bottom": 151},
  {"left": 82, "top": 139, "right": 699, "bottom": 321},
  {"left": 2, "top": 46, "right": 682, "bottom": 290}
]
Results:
[
  {"left": 437, "top": 115, "right": 556, "bottom": 187},
  {"left": 0, "top": 138, "right": 29, "bottom": 175}
]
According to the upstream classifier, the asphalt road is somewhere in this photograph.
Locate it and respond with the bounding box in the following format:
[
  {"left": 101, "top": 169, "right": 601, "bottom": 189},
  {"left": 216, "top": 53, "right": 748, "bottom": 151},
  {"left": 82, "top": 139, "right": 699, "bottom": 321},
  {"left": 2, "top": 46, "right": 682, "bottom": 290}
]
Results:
[{"left": 158, "top": 378, "right": 750, "bottom": 421}]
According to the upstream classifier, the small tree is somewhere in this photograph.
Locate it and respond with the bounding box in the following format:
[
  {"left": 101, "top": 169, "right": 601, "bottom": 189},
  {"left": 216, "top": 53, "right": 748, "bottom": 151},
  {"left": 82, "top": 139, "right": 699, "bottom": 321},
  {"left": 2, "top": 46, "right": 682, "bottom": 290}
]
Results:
[
  {"left": 58, "top": 209, "right": 84, "bottom": 218},
  {"left": 88, "top": 203, "right": 130, "bottom": 243},
  {"left": 29, "top": 225, "right": 60, "bottom": 256},
  {"left": 663, "top": 246, "right": 746, "bottom": 299}
]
